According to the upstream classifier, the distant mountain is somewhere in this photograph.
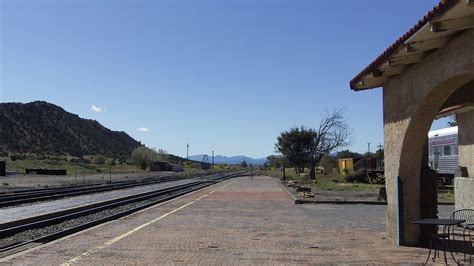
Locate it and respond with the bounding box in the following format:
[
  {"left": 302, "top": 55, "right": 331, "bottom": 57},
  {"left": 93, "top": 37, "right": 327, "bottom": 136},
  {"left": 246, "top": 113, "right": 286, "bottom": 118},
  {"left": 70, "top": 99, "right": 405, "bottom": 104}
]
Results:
[
  {"left": 0, "top": 101, "right": 141, "bottom": 158},
  {"left": 188, "top": 154, "right": 267, "bottom": 165}
]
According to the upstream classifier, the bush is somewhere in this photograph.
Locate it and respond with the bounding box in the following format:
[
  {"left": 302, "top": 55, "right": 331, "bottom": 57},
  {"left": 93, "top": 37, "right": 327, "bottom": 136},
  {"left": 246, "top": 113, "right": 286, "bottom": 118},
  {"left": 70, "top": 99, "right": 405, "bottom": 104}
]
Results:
[
  {"left": 70, "top": 157, "right": 91, "bottom": 164},
  {"left": 93, "top": 154, "right": 107, "bottom": 165},
  {"left": 343, "top": 170, "right": 367, "bottom": 183},
  {"left": 184, "top": 161, "right": 202, "bottom": 169},
  {"left": 131, "top": 146, "right": 159, "bottom": 170}
]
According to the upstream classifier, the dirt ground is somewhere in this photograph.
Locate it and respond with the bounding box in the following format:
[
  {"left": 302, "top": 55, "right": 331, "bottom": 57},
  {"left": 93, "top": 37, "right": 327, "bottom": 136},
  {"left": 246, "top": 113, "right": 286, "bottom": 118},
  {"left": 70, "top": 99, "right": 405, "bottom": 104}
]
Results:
[
  {"left": 0, "top": 171, "right": 202, "bottom": 192},
  {"left": 284, "top": 182, "right": 381, "bottom": 202}
]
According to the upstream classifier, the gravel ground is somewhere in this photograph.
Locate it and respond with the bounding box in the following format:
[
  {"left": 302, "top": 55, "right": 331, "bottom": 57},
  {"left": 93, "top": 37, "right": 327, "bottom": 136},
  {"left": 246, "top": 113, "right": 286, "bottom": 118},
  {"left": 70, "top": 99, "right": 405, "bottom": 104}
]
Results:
[
  {"left": 3, "top": 183, "right": 209, "bottom": 243},
  {"left": 0, "top": 179, "right": 197, "bottom": 224},
  {"left": 0, "top": 170, "right": 213, "bottom": 191}
]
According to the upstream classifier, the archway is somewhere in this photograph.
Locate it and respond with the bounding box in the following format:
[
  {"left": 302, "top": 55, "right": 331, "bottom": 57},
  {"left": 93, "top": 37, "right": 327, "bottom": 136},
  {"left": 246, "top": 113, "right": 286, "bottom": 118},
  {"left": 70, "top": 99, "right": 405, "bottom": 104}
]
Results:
[
  {"left": 395, "top": 75, "right": 474, "bottom": 245},
  {"left": 350, "top": 0, "right": 474, "bottom": 245}
]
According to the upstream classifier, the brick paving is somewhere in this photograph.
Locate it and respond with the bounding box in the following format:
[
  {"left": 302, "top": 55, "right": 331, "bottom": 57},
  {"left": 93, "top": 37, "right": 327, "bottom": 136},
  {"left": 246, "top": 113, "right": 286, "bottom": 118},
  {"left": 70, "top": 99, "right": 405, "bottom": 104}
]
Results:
[{"left": 0, "top": 176, "right": 441, "bottom": 265}]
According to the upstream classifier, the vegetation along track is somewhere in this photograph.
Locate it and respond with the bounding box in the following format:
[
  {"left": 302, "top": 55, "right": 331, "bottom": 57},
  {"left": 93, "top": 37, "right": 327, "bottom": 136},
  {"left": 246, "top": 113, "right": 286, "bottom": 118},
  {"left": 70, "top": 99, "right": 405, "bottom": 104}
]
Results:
[
  {"left": 0, "top": 171, "right": 245, "bottom": 256},
  {"left": 0, "top": 172, "right": 234, "bottom": 208}
]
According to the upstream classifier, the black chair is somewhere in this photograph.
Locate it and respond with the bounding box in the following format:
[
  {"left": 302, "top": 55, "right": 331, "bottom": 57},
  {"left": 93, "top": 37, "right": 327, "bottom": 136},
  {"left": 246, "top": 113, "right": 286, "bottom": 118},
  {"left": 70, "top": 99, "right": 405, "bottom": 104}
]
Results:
[{"left": 449, "top": 209, "right": 474, "bottom": 262}]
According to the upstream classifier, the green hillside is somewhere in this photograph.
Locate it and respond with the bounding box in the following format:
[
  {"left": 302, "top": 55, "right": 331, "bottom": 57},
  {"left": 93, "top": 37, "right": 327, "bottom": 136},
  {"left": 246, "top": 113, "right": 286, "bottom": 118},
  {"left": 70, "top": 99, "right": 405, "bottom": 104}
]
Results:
[{"left": 0, "top": 101, "right": 141, "bottom": 158}]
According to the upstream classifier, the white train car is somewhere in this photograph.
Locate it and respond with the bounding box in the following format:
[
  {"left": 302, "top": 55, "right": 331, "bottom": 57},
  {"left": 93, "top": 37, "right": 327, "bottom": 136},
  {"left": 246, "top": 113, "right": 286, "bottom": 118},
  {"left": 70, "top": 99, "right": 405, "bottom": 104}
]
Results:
[{"left": 428, "top": 126, "right": 458, "bottom": 178}]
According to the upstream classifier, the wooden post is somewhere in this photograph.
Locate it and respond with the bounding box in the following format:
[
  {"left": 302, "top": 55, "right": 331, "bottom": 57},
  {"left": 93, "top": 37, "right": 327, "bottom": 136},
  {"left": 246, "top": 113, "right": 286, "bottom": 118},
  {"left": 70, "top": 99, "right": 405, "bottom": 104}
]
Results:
[{"left": 282, "top": 165, "right": 286, "bottom": 182}]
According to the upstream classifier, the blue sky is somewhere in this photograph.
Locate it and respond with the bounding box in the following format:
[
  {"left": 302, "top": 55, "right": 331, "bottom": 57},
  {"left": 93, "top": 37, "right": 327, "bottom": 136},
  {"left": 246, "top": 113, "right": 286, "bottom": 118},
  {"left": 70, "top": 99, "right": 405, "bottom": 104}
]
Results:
[{"left": 1, "top": 0, "right": 448, "bottom": 158}]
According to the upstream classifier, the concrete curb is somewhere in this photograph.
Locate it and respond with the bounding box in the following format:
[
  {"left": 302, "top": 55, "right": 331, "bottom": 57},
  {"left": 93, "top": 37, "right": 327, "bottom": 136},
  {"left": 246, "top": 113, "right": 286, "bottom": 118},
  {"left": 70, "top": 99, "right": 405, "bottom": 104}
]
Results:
[
  {"left": 278, "top": 181, "right": 302, "bottom": 204},
  {"left": 278, "top": 180, "right": 377, "bottom": 205},
  {"left": 278, "top": 180, "right": 388, "bottom": 205},
  {"left": 278, "top": 179, "right": 454, "bottom": 206}
]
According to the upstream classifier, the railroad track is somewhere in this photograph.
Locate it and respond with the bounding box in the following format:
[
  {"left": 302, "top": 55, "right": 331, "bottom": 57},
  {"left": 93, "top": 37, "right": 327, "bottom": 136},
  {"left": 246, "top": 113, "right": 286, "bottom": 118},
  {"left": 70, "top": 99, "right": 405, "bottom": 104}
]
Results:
[
  {"left": 0, "top": 171, "right": 244, "bottom": 257},
  {"left": 0, "top": 172, "right": 235, "bottom": 208}
]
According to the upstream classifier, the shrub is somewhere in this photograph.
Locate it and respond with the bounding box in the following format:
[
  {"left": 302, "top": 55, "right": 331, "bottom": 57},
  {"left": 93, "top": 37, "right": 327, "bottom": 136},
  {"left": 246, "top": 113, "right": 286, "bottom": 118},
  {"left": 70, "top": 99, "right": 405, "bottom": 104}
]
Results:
[
  {"left": 93, "top": 154, "right": 107, "bottom": 165},
  {"left": 131, "top": 146, "right": 159, "bottom": 170},
  {"left": 344, "top": 170, "right": 367, "bottom": 183}
]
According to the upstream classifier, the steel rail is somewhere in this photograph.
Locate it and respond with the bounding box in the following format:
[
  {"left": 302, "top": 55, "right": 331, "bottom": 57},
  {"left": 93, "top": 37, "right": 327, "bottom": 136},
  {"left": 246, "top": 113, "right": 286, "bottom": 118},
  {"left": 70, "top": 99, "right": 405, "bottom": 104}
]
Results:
[
  {"left": 0, "top": 172, "right": 244, "bottom": 254},
  {"left": 0, "top": 177, "right": 180, "bottom": 201},
  {"left": 0, "top": 172, "right": 236, "bottom": 208}
]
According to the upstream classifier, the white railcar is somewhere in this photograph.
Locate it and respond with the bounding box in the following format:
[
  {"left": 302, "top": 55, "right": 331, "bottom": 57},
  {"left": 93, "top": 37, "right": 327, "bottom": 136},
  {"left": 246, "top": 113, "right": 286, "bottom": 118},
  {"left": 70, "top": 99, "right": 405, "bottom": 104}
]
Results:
[{"left": 428, "top": 126, "right": 458, "bottom": 178}]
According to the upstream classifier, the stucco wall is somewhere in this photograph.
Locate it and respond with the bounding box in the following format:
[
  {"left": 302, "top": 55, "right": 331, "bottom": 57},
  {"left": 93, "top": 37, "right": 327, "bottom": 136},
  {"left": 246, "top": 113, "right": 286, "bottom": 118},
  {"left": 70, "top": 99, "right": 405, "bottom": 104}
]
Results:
[
  {"left": 383, "top": 29, "right": 474, "bottom": 245},
  {"left": 383, "top": 120, "right": 411, "bottom": 241},
  {"left": 458, "top": 111, "right": 474, "bottom": 177},
  {"left": 455, "top": 177, "right": 474, "bottom": 210}
]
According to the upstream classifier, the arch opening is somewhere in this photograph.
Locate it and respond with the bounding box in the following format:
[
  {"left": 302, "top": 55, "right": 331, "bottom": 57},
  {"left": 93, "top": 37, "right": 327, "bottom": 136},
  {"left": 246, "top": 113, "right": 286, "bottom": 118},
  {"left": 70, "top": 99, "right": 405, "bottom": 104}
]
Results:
[{"left": 397, "top": 75, "right": 474, "bottom": 244}]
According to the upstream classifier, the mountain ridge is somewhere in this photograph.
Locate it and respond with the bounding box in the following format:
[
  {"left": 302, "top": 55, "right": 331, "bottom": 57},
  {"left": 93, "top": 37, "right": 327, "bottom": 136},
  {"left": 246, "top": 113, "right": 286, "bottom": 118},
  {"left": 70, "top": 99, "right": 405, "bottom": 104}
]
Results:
[
  {"left": 188, "top": 154, "right": 266, "bottom": 165},
  {"left": 0, "top": 101, "right": 141, "bottom": 158}
]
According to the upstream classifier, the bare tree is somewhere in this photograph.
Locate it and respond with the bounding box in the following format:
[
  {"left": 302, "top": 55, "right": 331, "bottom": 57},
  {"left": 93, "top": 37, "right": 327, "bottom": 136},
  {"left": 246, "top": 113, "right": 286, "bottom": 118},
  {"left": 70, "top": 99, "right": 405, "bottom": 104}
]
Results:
[
  {"left": 308, "top": 108, "right": 351, "bottom": 180},
  {"left": 447, "top": 115, "right": 457, "bottom": 127}
]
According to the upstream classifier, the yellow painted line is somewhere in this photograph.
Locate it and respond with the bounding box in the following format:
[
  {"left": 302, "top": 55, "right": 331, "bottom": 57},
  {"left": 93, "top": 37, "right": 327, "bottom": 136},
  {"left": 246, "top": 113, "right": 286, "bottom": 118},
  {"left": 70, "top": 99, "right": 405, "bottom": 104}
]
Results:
[{"left": 61, "top": 179, "right": 237, "bottom": 266}]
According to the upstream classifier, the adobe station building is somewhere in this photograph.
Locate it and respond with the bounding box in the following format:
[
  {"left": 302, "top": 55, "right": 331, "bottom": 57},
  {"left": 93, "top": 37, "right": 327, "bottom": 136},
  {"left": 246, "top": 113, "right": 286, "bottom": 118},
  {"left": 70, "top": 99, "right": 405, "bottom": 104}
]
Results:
[{"left": 351, "top": 0, "right": 474, "bottom": 245}]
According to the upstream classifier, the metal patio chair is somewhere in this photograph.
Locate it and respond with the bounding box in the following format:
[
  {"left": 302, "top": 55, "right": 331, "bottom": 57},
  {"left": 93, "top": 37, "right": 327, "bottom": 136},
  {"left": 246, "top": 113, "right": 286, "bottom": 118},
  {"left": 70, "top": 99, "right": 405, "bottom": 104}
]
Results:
[{"left": 449, "top": 209, "right": 474, "bottom": 262}]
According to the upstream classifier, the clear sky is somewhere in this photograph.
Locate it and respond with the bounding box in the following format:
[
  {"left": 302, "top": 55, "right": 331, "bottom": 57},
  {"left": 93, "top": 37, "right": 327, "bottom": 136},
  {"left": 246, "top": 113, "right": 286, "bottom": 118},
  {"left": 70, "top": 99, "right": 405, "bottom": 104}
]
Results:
[{"left": 1, "top": 0, "right": 448, "bottom": 159}]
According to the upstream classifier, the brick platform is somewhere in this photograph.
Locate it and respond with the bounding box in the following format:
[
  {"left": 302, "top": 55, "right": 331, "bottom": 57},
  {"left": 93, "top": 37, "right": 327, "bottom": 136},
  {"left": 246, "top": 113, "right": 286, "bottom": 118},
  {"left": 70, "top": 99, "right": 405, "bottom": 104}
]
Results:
[{"left": 1, "top": 176, "right": 430, "bottom": 264}]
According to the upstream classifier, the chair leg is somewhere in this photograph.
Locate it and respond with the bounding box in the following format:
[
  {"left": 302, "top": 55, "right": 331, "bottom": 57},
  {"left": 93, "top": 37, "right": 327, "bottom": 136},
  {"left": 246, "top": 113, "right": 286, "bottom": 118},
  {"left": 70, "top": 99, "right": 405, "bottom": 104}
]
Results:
[
  {"left": 434, "top": 237, "right": 440, "bottom": 262},
  {"left": 469, "top": 229, "right": 473, "bottom": 263},
  {"left": 463, "top": 227, "right": 471, "bottom": 263},
  {"left": 425, "top": 238, "right": 433, "bottom": 265},
  {"left": 443, "top": 237, "right": 448, "bottom": 264}
]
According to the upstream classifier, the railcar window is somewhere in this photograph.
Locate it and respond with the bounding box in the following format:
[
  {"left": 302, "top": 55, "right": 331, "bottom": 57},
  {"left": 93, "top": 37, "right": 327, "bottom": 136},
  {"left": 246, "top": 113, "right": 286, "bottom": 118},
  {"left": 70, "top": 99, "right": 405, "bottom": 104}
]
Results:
[
  {"left": 433, "top": 146, "right": 441, "bottom": 155},
  {"left": 453, "top": 145, "right": 458, "bottom": 155},
  {"left": 444, "top": 145, "right": 451, "bottom": 156}
]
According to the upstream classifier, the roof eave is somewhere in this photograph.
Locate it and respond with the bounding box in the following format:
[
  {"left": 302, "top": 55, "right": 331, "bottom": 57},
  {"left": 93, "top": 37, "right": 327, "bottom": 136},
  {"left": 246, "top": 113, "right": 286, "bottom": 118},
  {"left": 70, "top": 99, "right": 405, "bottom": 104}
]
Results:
[{"left": 350, "top": 0, "right": 459, "bottom": 91}]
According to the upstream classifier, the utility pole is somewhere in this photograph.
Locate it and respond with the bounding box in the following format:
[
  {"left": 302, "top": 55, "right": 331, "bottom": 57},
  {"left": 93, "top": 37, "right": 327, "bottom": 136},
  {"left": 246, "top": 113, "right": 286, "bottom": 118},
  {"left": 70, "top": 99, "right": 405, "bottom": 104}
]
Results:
[
  {"left": 249, "top": 164, "right": 253, "bottom": 179},
  {"left": 186, "top": 143, "right": 189, "bottom": 159},
  {"left": 378, "top": 143, "right": 383, "bottom": 151},
  {"left": 282, "top": 165, "right": 286, "bottom": 182},
  {"left": 212, "top": 150, "right": 214, "bottom": 169}
]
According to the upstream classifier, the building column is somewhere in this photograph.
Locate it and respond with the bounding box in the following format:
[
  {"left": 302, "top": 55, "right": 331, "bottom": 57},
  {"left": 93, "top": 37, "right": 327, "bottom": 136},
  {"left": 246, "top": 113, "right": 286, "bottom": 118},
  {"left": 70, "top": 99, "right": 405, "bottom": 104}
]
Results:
[
  {"left": 384, "top": 119, "right": 422, "bottom": 245},
  {"left": 457, "top": 111, "right": 474, "bottom": 177}
]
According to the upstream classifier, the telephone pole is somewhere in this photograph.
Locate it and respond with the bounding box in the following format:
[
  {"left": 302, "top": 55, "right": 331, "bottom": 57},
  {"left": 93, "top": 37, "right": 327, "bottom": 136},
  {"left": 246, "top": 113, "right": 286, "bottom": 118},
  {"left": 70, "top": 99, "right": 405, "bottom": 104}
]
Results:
[
  {"left": 212, "top": 150, "right": 214, "bottom": 169},
  {"left": 186, "top": 143, "right": 189, "bottom": 159}
]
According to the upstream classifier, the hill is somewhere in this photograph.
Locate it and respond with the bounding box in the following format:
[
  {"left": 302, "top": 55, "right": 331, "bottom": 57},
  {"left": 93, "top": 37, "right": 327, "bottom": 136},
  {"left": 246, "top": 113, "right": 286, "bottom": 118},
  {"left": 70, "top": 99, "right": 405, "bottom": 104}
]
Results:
[
  {"left": 188, "top": 154, "right": 267, "bottom": 165},
  {"left": 0, "top": 101, "right": 141, "bottom": 158}
]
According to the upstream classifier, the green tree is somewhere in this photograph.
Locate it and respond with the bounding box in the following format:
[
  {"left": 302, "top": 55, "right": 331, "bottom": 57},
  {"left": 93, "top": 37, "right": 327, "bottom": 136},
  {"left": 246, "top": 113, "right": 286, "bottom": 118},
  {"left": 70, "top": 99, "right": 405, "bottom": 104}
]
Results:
[
  {"left": 275, "top": 126, "right": 315, "bottom": 173},
  {"left": 266, "top": 155, "right": 287, "bottom": 168},
  {"left": 447, "top": 115, "right": 457, "bottom": 127},
  {"left": 131, "top": 146, "right": 159, "bottom": 170},
  {"left": 363, "top": 152, "right": 375, "bottom": 158},
  {"left": 320, "top": 154, "right": 338, "bottom": 173},
  {"left": 375, "top": 148, "right": 384, "bottom": 159},
  {"left": 240, "top": 160, "right": 248, "bottom": 168},
  {"left": 337, "top": 149, "right": 362, "bottom": 160},
  {"left": 156, "top": 148, "right": 168, "bottom": 154}
]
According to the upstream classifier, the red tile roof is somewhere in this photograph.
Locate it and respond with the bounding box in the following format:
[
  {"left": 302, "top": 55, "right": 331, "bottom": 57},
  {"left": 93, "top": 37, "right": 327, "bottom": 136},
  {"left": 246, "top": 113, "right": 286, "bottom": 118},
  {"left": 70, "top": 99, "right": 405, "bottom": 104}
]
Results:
[{"left": 350, "top": 0, "right": 457, "bottom": 90}]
